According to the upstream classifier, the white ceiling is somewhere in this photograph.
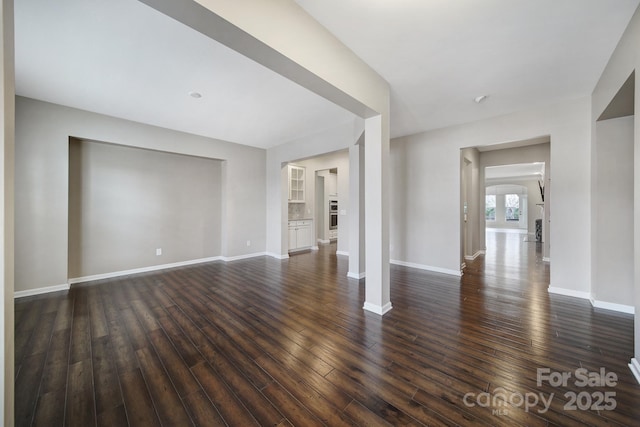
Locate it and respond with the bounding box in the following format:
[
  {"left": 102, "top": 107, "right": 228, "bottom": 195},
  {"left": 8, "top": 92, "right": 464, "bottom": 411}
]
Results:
[
  {"left": 13, "top": 0, "right": 356, "bottom": 149},
  {"left": 297, "top": 0, "right": 639, "bottom": 137},
  {"left": 14, "top": 0, "right": 640, "bottom": 149}
]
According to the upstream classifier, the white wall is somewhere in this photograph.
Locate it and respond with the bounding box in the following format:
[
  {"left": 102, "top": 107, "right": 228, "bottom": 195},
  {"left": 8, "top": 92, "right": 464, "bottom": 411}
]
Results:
[
  {"left": 15, "top": 96, "right": 266, "bottom": 293},
  {"left": 390, "top": 97, "right": 590, "bottom": 291},
  {"left": 68, "top": 139, "right": 223, "bottom": 278},
  {"left": 592, "top": 116, "right": 634, "bottom": 307},
  {"left": 590, "top": 5, "right": 640, "bottom": 364},
  {"left": 1, "top": 0, "right": 14, "bottom": 422}
]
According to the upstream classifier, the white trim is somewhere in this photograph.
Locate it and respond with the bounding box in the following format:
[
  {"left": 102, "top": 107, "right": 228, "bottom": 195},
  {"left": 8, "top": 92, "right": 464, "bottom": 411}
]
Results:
[
  {"left": 317, "top": 239, "right": 330, "bottom": 244},
  {"left": 464, "top": 250, "right": 485, "bottom": 261},
  {"left": 547, "top": 287, "right": 591, "bottom": 300},
  {"left": 629, "top": 358, "right": 640, "bottom": 385},
  {"left": 69, "top": 256, "right": 223, "bottom": 284},
  {"left": 336, "top": 251, "right": 349, "bottom": 256},
  {"left": 14, "top": 283, "right": 70, "bottom": 299},
  {"left": 288, "top": 247, "right": 311, "bottom": 253},
  {"left": 311, "top": 245, "right": 319, "bottom": 251},
  {"left": 266, "top": 252, "right": 289, "bottom": 260},
  {"left": 547, "top": 288, "right": 635, "bottom": 314},
  {"left": 487, "top": 227, "right": 528, "bottom": 234},
  {"left": 589, "top": 299, "right": 635, "bottom": 314},
  {"left": 221, "top": 252, "right": 267, "bottom": 262},
  {"left": 391, "top": 259, "right": 462, "bottom": 277},
  {"left": 347, "top": 272, "right": 365, "bottom": 279},
  {"left": 363, "top": 301, "right": 393, "bottom": 315},
  {"left": 543, "top": 257, "right": 550, "bottom": 262}
]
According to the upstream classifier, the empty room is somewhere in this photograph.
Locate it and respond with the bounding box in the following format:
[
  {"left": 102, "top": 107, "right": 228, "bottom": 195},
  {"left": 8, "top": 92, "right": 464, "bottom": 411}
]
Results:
[{"left": 3, "top": 0, "right": 640, "bottom": 426}]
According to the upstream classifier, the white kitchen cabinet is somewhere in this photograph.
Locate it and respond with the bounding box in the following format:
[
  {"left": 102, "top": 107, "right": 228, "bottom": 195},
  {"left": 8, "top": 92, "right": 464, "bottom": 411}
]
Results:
[
  {"left": 297, "top": 222, "right": 313, "bottom": 248},
  {"left": 288, "top": 165, "right": 305, "bottom": 203},
  {"left": 288, "top": 219, "right": 313, "bottom": 251}
]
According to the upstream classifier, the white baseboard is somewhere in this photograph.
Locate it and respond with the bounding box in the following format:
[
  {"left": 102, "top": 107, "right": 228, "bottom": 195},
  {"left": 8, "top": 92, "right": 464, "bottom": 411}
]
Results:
[
  {"left": 590, "top": 299, "right": 635, "bottom": 314},
  {"left": 547, "top": 287, "right": 591, "bottom": 300},
  {"left": 221, "top": 252, "right": 267, "bottom": 262},
  {"left": 464, "top": 250, "right": 485, "bottom": 261},
  {"left": 266, "top": 252, "right": 289, "bottom": 260},
  {"left": 69, "top": 252, "right": 271, "bottom": 287},
  {"left": 14, "top": 283, "right": 70, "bottom": 299},
  {"left": 390, "top": 259, "right": 462, "bottom": 277},
  {"left": 347, "top": 272, "right": 365, "bottom": 279},
  {"left": 317, "top": 239, "right": 330, "bottom": 244},
  {"left": 629, "top": 358, "right": 640, "bottom": 385},
  {"left": 336, "top": 251, "right": 349, "bottom": 256},
  {"left": 363, "top": 301, "right": 393, "bottom": 316},
  {"left": 311, "top": 245, "right": 319, "bottom": 251},
  {"left": 548, "top": 288, "right": 635, "bottom": 314},
  {"left": 69, "top": 256, "right": 223, "bottom": 285}
]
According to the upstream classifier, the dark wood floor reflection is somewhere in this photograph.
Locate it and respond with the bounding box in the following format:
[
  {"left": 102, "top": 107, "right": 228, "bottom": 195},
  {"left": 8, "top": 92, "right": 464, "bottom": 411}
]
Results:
[{"left": 15, "top": 234, "right": 639, "bottom": 426}]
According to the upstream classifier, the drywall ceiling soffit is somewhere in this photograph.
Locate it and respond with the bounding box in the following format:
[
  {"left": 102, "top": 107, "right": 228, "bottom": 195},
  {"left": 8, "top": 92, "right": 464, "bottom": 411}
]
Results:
[
  {"left": 486, "top": 184, "right": 530, "bottom": 194},
  {"left": 296, "top": 0, "right": 640, "bottom": 138},
  {"left": 486, "top": 177, "right": 541, "bottom": 186},
  {"left": 598, "top": 71, "right": 635, "bottom": 121},
  {"left": 14, "top": 0, "right": 356, "bottom": 149},
  {"left": 476, "top": 136, "right": 550, "bottom": 152},
  {"left": 485, "top": 163, "right": 545, "bottom": 181}
]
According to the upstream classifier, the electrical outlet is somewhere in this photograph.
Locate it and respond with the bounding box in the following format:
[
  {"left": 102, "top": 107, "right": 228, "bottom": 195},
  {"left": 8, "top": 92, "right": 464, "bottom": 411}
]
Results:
[
  {"left": 246, "top": 240, "right": 251, "bottom": 247},
  {"left": 156, "top": 248, "right": 162, "bottom": 256}
]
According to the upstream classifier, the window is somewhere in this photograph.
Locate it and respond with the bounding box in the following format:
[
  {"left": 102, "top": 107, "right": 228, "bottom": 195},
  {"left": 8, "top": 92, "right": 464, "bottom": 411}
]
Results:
[
  {"left": 505, "top": 194, "right": 519, "bottom": 221},
  {"left": 485, "top": 195, "right": 496, "bottom": 221}
]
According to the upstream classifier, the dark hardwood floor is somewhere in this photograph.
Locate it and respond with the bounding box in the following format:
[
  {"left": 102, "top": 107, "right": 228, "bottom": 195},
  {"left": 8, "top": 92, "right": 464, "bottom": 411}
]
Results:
[{"left": 15, "top": 232, "right": 640, "bottom": 426}]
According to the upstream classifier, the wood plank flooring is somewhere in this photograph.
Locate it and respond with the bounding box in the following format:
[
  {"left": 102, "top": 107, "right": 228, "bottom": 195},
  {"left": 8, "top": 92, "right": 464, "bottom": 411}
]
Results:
[{"left": 15, "top": 232, "right": 640, "bottom": 426}]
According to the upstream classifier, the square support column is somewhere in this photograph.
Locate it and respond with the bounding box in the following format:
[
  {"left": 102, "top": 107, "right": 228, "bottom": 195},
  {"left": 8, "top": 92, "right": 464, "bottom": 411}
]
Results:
[
  {"left": 363, "top": 115, "right": 392, "bottom": 315},
  {"left": 348, "top": 140, "right": 365, "bottom": 279}
]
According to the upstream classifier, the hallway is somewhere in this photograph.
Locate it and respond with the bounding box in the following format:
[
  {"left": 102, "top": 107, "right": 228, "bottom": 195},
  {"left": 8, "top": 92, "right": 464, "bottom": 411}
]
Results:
[{"left": 478, "top": 228, "right": 550, "bottom": 286}]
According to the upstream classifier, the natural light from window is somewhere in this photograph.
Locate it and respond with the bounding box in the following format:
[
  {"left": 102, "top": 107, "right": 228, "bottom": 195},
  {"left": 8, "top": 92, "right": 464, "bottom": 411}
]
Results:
[
  {"left": 485, "top": 195, "right": 496, "bottom": 221},
  {"left": 505, "top": 194, "right": 519, "bottom": 221}
]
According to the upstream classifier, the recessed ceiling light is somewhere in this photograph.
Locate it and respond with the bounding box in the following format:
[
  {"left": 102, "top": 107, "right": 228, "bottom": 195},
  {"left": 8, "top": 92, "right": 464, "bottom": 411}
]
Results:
[
  {"left": 188, "top": 91, "right": 202, "bottom": 99},
  {"left": 474, "top": 95, "right": 488, "bottom": 103}
]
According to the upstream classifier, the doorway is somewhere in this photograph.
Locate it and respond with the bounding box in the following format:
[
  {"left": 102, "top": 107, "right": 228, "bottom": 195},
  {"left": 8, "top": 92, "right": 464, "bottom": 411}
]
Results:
[
  {"left": 460, "top": 149, "right": 481, "bottom": 270},
  {"left": 282, "top": 149, "right": 349, "bottom": 256},
  {"left": 316, "top": 168, "right": 339, "bottom": 244},
  {"left": 461, "top": 140, "right": 551, "bottom": 275}
]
